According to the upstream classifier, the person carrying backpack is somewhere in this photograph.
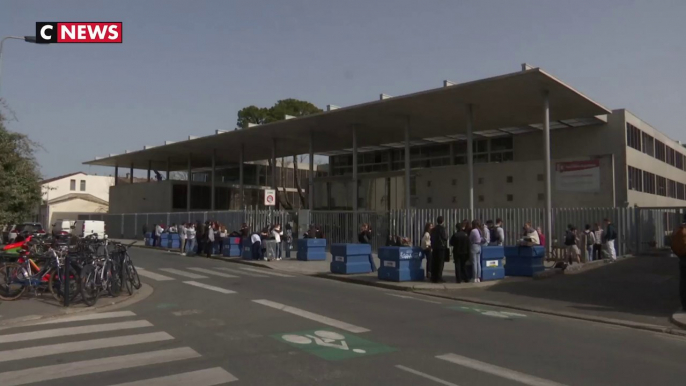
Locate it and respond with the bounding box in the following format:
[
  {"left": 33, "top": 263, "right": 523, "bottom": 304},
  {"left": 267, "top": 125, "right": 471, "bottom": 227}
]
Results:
[
  {"left": 488, "top": 219, "right": 505, "bottom": 246},
  {"left": 582, "top": 224, "right": 596, "bottom": 262},
  {"left": 671, "top": 215, "right": 686, "bottom": 312},
  {"left": 564, "top": 225, "right": 581, "bottom": 264}
]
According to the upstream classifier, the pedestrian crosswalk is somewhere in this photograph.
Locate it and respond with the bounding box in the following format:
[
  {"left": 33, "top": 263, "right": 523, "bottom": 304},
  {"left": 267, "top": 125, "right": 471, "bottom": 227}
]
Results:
[
  {"left": 0, "top": 311, "right": 238, "bottom": 385},
  {"left": 135, "top": 265, "right": 293, "bottom": 282}
]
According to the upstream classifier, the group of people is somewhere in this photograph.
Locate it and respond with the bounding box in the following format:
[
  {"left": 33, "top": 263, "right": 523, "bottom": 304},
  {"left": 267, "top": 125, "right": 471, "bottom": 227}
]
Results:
[
  {"left": 246, "top": 223, "right": 294, "bottom": 261},
  {"left": 143, "top": 221, "right": 234, "bottom": 257},
  {"left": 563, "top": 219, "right": 617, "bottom": 264},
  {"left": 421, "top": 218, "right": 505, "bottom": 284}
]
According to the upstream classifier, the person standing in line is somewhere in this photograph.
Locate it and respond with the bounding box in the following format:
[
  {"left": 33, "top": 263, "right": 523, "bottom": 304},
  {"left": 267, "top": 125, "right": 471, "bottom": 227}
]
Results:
[
  {"left": 272, "top": 223, "right": 283, "bottom": 260},
  {"left": 168, "top": 223, "right": 177, "bottom": 233},
  {"left": 603, "top": 218, "right": 617, "bottom": 261},
  {"left": 430, "top": 216, "right": 449, "bottom": 283},
  {"left": 593, "top": 223, "right": 604, "bottom": 261},
  {"left": 421, "top": 223, "right": 433, "bottom": 279},
  {"left": 535, "top": 226, "right": 545, "bottom": 247},
  {"left": 285, "top": 223, "right": 293, "bottom": 258},
  {"left": 206, "top": 221, "right": 215, "bottom": 257},
  {"left": 481, "top": 219, "right": 490, "bottom": 245},
  {"left": 358, "top": 223, "right": 376, "bottom": 272},
  {"left": 185, "top": 223, "right": 197, "bottom": 256},
  {"left": 152, "top": 223, "right": 159, "bottom": 246},
  {"left": 450, "top": 220, "right": 471, "bottom": 283},
  {"left": 564, "top": 224, "right": 581, "bottom": 264},
  {"left": 583, "top": 224, "right": 596, "bottom": 262},
  {"left": 196, "top": 221, "right": 205, "bottom": 257},
  {"left": 494, "top": 218, "right": 505, "bottom": 246},
  {"left": 470, "top": 220, "right": 485, "bottom": 283},
  {"left": 142, "top": 224, "right": 148, "bottom": 241},
  {"left": 178, "top": 223, "right": 187, "bottom": 255},
  {"left": 250, "top": 230, "right": 262, "bottom": 260}
]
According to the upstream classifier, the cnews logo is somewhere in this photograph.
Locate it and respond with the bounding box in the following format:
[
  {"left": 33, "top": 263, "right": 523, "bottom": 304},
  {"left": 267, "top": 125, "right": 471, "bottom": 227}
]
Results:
[{"left": 36, "top": 22, "right": 122, "bottom": 43}]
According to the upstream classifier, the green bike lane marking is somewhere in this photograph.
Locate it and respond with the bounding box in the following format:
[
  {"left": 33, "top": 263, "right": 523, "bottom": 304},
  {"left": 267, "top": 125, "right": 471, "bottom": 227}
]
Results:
[{"left": 272, "top": 329, "right": 395, "bottom": 361}]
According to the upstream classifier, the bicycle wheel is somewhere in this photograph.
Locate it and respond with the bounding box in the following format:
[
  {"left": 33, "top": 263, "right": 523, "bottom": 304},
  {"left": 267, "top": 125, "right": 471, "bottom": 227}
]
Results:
[
  {"left": 107, "top": 261, "right": 122, "bottom": 298},
  {"left": 121, "top": 258, "right": 133, "bottom": 295},
  {"left": 80, "top": 264, "right": 100, "bottom": 307},
  {"left": 127, "top": 257, "right": 142, "bottom": 290},
  {"left": 48, "top": 265, "right": 80, "bottom": 303},
  {"left": 0, "top": 263, "right": 27, "bottom": 301}
]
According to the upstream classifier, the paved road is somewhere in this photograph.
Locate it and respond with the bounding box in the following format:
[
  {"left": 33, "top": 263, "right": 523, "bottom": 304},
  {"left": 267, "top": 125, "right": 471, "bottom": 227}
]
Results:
[{"left": 0, "top": 248, "right": 684, "bottom": 385}]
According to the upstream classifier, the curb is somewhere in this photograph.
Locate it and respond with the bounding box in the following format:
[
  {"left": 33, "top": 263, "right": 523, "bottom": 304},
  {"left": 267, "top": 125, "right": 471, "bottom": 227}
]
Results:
[
  {"left": 0, "top": 283, "right": 154, "bottom": 328},
  {"left": 670, "top": 311, "right": 686, "bottom": 330},
  {"left": 127, "top": 243, "right": 278, "bottom": 270}
]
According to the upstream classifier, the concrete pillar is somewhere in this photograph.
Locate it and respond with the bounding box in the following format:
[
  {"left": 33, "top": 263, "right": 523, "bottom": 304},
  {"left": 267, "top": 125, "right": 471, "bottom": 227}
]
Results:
[
  {"left": 352, "top": 125, "right": 358, "bottom": 214},
  {"left": 211, "top": 149, "right": 216, "bottom": 211},
  {"left": 404, "top": 118, "right": 411, "bottom": 236},
  {"left": 239, "top": 144, "right": 244, "bottom": 209},
  {"left": 543, "top": 91, "right": 552, "bottom": 254},
  {"left": 187, "top": 154, "right": 192, "bottom": 211},
  {"left": 308, "top": 131, "right": 314, "bottom": 210},
  {"left": 129, "top": 164, "right": 133, "bottom": 184},
  {"left": 271, "top": 139, "right": 277, "bottom": 189},
  {"left": 114, "top": 165, "right": 119, "bottom": 185},
  {"left": 166, "top": 157, "right": 170, "bottom": 180},
  {"left": 466, "top": 104, "right": 474, "bottom": 220},
  {"left": 147, "top": 160, "right": 151, "bottom": 182}
]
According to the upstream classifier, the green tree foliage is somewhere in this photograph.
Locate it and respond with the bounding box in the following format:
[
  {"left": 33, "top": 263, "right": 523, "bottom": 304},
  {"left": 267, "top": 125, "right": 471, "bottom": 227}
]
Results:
[
  {"left": 0, "top": 107, "right": 42, "bottom": 224},
  {"left": 236, "top": 105, "right": 270, "bottom": 129},
  {"left": 236, "top": 99, "right": 322, "bottom": 129}
]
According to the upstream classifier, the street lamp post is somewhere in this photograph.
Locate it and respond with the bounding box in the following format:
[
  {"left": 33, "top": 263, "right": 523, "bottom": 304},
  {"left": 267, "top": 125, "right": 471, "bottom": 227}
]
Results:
[{"left": 0, "top": 36, "right": 48, "bottom": 95}]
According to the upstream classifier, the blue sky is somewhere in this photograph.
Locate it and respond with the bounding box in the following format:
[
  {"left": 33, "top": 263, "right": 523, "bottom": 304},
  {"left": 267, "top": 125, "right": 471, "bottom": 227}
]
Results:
[{"left": 1, "top": 0, "right": 685, "bottom": 178}]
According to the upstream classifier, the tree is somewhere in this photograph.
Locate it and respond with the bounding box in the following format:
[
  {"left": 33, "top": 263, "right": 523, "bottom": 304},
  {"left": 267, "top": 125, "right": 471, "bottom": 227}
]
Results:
[
  {"left": 0, "top": 102, "right": 42, "bottom": 225},
  {"left": 236, "top": 99, "right": 322, "bottom": 208}
]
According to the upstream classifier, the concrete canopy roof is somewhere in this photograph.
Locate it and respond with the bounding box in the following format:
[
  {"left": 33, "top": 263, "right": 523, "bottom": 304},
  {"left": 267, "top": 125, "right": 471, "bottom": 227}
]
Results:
[{"left": 84, "top": 67, "right": 611, "bottom": 172}]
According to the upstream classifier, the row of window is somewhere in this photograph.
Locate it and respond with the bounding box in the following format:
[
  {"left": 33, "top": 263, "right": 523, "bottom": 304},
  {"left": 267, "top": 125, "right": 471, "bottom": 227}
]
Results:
[
  {"left": 627, "top": 123, "right": 686, "bottom": 171},
  {"left": 69, "top": 179, "right": 86, "bottom": 192},
  {"left": 330, "top": 137, "right": 515, "bottom": 176},
  {"left": 628, "top": 166, "right": 686, "bottom": 200}
]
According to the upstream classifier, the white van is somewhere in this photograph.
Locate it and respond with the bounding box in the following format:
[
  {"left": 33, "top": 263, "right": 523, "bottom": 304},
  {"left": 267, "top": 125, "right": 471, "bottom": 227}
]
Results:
[
  {"left": 73, "top": 220, "right": 107, "bottom": 239},
  {"left": 52, "top": 219, "right": 76, "bottom": 239}
]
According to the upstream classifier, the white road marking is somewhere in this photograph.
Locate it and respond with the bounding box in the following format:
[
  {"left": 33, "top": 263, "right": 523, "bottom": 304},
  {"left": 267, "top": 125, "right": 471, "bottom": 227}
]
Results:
[
  {"left": 252, "top": 299, "right": 370, "bottom": 333},
  {"left": 0, "top": 332, "right": 173, "bottom": 362},
  {"left": 215, "top": 267, "right": 268, "bottom": 277},
  {"left": 188, "top": 267, "right": 239, "bottom": 278},
  {"left": 385, "top": 293, "right": 442, "bottom": 304},
  {"left": 109, "top": 367, "right": 238, "bottom": 385},
  {"left": 0, "top": 347, "right": 200, "bottom": 386},
  {"left": 135, "top": 269, "right": 175, "bottom": 281},
  {"left": 0, "top": 320, "right": 153, "bottom": 344},
  {"left": 436, "top": 353, "right": 568, "bottom": 386},
  {"left": 395, "top": 365, "right": 460, "bottom": 386},
  {"left": 183, "top": 281, "right": 236, "bottom": 294},
  {"left": 159, "top": 268, "right": 208, "bottom": 279},
  {"left": 240, "top": 267, "right": 293, "bottom": 277},
  {"left": 172, "top": 309, "right": 203, "bottom": 316},
  {"left": 31, "top": 311, "right": 137, "bottom": 326}
]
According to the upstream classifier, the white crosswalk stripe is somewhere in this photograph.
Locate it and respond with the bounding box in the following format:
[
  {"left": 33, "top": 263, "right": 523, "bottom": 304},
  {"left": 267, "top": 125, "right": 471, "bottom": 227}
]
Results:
[
  {"left": 215, "top": 266, "right": 268, "bottom": 277},
  {"left": 187, "top": 267, "right": 239, "bottom": 278},
  {"left": 0, "top": 317, "right": 239, "bottom": 385},
  {"left": 240, "top": 267, "right": 294, "bottom": 277},
  {"left": 135, "top": 268, "right": 175, "bottom": 281},
  {"left": 109, "top": 367, "right": 239, "bottom": 385},
  {"left": 31, "top": 311, "right": 137, "bottom": 326},
  {"left": 159, "top": 268, "right": 209, "bottom": 279},
  {"left": 183, "top": 281, "right": 237, "bottom": 294}
]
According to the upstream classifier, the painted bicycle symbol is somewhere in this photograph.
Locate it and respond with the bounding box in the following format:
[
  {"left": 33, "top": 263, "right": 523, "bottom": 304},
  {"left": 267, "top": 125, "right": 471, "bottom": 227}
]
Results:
[{"left": 281, "top": 330, "right": 367, "bottom": 354}]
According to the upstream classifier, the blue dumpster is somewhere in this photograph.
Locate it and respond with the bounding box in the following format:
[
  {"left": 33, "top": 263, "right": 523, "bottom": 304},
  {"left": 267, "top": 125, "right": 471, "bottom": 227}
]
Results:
[
  {"left": 504, "top": 246, "right": 545, "bottom": 276},
  {"left": 481, "top": 246, "right": 505, "bottom": 281},
  {"left": 222, "top": 237, "right": 242, "bottom": 257},
  {"left": 330, "top": 244, "right": 373, "bottom": 274},
  {"left": 297, "top": 239, "right": 327, "bottom": 261},
  {"left": 377, "top": 246, "right": 424, "bottom": 282},
  {"left": 242, "top": 238, "right": 253, "bottom": 260}
]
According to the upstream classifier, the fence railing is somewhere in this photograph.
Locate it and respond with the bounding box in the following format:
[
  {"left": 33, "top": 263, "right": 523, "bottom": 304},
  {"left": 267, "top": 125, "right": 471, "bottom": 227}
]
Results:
[{"left": 79, "top": 206, "right": 685, "bottom": 255}]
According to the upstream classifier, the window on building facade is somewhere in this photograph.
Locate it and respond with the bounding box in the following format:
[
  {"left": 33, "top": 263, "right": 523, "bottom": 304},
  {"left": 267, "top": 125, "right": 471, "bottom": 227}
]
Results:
[
  {"left": 656, "top": 176, "right": 667, "bottom": 196},
  {"left": 80, "top": 180, "right": 86, "bottom": 191},
  {"left": 667, "top": 147, "right": 676, "bottom": 167},
  {"left": 677, "top": 182, "right": 685, "bottom": 200},
  {"left": 643, "top": 172, "right": 656, "bottom": 194},
  {"left": 627, "top": 166, "right": 643, "bottom": 192},
  {"left": 677, "top": 152, "right": 684, "bottom": 170},
  {"left": 626, "top": 123, "right": 642, "bottom": 151},
  {"left": 507, "top": 194, "right": 513, "bottom": 202},
  {"left": 70, "top": 179, "right": 76, "bottom": 191},
  {"left": 641, "top": 132, "right": 655, "bottom": 156},
  {"left": 667, "top": 179, "right": 677, "bottom": 198},
  {"left": 655, "top": 140, "right": 666, "bottom": 162}
]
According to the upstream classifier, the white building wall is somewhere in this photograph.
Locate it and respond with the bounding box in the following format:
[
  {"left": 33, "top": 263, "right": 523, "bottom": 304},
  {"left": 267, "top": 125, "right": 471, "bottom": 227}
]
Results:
[{"left": 42, "top": 174, "right": 115, "bottom": 202}]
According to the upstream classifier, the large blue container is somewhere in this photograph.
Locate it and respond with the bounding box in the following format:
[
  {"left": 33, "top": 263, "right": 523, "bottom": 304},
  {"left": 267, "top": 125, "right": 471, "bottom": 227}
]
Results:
[
  {"left": 504, "top": 245, "right": 545, "bottom": 277},
  {"left": 242, "top": 238, "right": 253, "bottom": 260},
  {"left": 481, "top": 246, "right": 505, "bottom": 281},
  {"left": 297, "top": 239, "right": 327, "bottom": 261},
  {"left": 169, "top": 233, "right": 180, "bottom": 241},
  {"left": 223, "top": 245, "right": 242, "bottom": 257},
  {"left": 169, "top": 240, "right": 180, "bottom": 249},
  {"left": 330, "top": 244, "right": 373, "bottom": 274},
  {"left": 377, "top": 246, "right": 424, "bottom": 282}
]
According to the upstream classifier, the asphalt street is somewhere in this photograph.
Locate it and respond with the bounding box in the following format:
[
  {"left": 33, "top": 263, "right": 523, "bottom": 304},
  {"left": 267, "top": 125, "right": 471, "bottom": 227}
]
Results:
[{"left": 0, "top": 247, "right": 685, "bottom": 385}]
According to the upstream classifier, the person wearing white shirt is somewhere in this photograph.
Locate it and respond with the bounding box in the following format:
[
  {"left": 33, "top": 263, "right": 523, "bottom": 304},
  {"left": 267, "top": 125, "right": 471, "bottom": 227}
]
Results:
[
  {"left": 185, "top": 224, "right": 197, "bottom": 255},
  {"left": 272, "top": 224, "right": 283, "bottom": 260},
  {"left": 250, "top": 232, "right": 262, "bottom": 260},
  {"left": 178, "top": 223, "right": 186, "bottom": 255},
  {"left": 470, "top": 220, "right": 485, "bottom": 283}
]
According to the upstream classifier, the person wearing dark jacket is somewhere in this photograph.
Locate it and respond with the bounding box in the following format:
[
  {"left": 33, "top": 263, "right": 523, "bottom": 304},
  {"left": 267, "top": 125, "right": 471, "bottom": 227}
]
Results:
[
  {"left": 450, "top": 220, "right": 471, "bottom": 283},
  {"left": 603, "top": 218, "right": 617, "bottom": 261},
  {"left": 196, "top": 221, "right": 206, "bottom": 257},
  {"left": 430, "top": 216, "right": 449, "bottom": 283},
  {"left": 358, "top": 223, "right": 377, "bottom": 272}
]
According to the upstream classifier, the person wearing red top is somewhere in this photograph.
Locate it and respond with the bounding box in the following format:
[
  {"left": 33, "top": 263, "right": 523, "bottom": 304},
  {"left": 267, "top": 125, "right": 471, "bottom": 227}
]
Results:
[{"left": 536, "top": 226, "right": 546, "bottom": 247}]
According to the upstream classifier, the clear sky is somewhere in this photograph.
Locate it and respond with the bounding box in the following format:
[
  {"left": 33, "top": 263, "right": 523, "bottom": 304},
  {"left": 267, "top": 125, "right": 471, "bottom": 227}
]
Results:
[{"left": 1, "top": 0, "right": 685, "bottom": 178}]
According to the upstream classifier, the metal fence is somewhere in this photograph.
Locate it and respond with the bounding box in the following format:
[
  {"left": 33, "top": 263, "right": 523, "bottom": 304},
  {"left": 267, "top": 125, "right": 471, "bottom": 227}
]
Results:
[{"left": 80, "top": 206, "right": 685, "bottom": 256}]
